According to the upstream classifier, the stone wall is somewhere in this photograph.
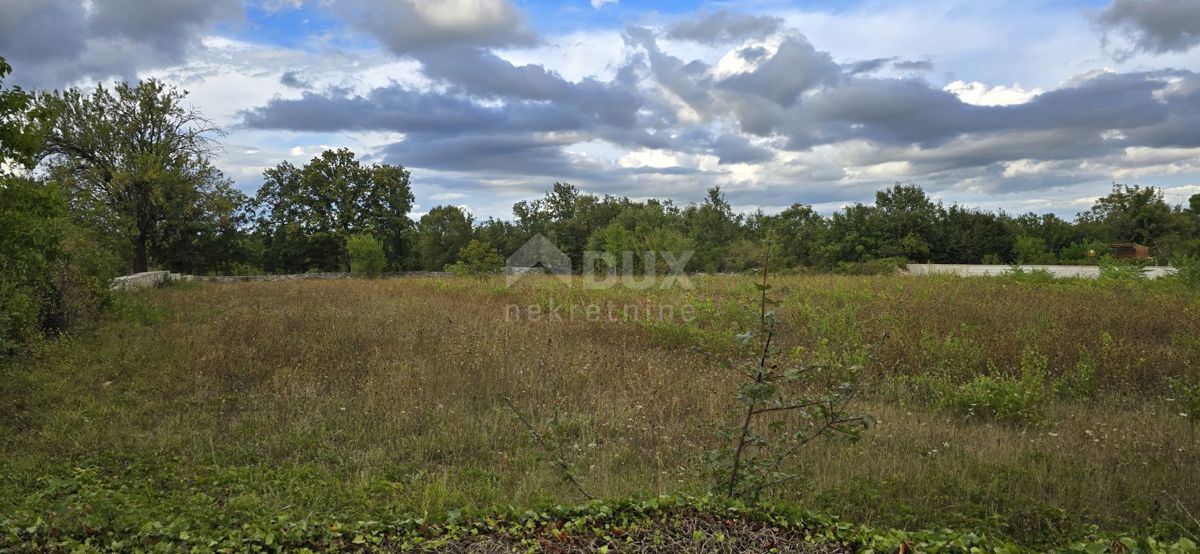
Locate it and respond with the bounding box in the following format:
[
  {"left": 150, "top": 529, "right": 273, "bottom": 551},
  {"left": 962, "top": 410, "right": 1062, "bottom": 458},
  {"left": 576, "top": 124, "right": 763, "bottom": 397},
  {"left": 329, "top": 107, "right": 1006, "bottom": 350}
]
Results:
[
  {"left": 110, "top": 271, "right": 452, "bottom": 290},
  {"left": 905, "top": 263, "right": 1177, "bottom": 279}
]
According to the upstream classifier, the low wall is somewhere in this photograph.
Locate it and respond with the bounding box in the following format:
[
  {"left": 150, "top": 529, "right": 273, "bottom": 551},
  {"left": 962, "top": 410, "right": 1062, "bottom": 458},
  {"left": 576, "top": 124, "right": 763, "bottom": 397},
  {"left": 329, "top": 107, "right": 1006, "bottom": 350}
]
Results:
[
  {"left": 905, "top": 263, "right": 1177, "bottom": 279},
  {"left": 109, "top": 271, "right": 195, "bottom": 291},
  {"left": 111, "top": 271, "right": 452, "bottom": 290}
]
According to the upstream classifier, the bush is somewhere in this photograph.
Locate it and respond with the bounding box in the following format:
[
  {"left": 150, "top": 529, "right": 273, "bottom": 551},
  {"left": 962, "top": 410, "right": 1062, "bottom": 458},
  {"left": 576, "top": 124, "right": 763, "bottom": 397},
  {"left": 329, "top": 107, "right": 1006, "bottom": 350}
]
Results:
[
  {"left": 347, "top": 233, "right": 386, "bottom": 277},
  {"left": 949, "top": 374, "right": 1044, "bottom": 424},
  {"left": 945, "top": 348, "right": 1047, "bottom": 424},
  {"left": 0, "top": 177, "right": 115, "bottom": 355},
  {"left": 1170, "top": 255, "right": 1200, "bottom": 290},
  {"left": 449, "top": 239, "right": 504, "bottom": 275},
  {"left": 1098, "top": 254, "right": 1145, "bottom": 284}
]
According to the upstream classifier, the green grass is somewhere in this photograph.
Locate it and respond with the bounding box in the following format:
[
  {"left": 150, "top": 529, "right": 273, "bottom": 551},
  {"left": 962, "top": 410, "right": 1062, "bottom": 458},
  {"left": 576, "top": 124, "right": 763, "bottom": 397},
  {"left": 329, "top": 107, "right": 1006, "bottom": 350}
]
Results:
[{"left": 2, "top": 274, "right": 1199, "bottom": 551}]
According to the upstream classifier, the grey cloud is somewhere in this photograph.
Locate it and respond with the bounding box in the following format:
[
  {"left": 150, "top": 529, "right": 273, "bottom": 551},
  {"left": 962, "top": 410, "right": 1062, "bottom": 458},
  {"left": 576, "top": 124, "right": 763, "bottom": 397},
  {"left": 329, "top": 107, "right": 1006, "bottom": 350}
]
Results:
[
  {"left": 624, "top": 26, "right": 715, "bottom": 118},
  {"left": 845, "top": 58, "right": 893, "bottom": 75},
  {"left": 892, "top": 59, "right": 933, "bottom": 71},
  {"left": 1097, "top": 0, "right": 1200, "bottom": 55},
  {"left": 383, "top": 132, "right": 582, "bottom": 176},
  {"left": 416, "top": 47, "right": 642, "bottom": 127},
  {"left": 335, "top": 0, "right": 535, "bottom": 54},
  {"left": 666, "top": 11, "right": 783, "bottom": 44},
  {"left": 0, "top": 0, "right": 241, "bottom": 87},
  {"left": 708, "top": 134, "right": 774, "bottom": 165},
  {"left": 280, "top": 70, "right": 310, "bottom": 89},
  {"left": 718, "top": 37, "right": 841, "bottom": 107},
  {"left": 241, "top": 87, "right": 588, "bottom": 134},
  {"left": 738, "top": 46, "right": 769, "bottom": 62},
  {"left": 239, "top": 22, "right": 1200, "bottom": 202}
]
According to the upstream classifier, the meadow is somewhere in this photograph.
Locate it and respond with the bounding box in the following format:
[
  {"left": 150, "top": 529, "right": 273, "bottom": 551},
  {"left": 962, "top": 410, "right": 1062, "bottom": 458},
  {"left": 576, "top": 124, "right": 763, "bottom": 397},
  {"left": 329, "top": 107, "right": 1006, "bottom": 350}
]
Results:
[{"left": 2, "top": 273, "right": 1199, "bottom": 551}]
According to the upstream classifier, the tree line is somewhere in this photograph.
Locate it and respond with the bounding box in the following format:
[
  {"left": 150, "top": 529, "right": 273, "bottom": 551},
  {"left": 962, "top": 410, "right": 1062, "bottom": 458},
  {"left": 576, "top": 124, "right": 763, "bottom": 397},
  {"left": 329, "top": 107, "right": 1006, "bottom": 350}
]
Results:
[{"left": 4, "top": 61, "right": 1200, "bottom": 350}]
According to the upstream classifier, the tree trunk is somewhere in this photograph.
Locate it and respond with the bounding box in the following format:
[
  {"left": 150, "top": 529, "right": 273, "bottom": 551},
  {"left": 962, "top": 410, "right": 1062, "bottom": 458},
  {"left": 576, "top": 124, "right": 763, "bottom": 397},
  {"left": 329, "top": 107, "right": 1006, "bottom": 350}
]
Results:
[{"left": 131, "top": 231, "right": 149, "bottom": 274}]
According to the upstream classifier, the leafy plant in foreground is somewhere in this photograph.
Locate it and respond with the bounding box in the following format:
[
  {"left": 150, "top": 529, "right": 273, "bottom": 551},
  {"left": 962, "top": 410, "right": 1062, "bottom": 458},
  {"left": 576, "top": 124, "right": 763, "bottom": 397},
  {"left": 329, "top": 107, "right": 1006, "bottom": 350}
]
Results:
[{"left": 712, "top": 238, "right": 871, "bottom": 502}]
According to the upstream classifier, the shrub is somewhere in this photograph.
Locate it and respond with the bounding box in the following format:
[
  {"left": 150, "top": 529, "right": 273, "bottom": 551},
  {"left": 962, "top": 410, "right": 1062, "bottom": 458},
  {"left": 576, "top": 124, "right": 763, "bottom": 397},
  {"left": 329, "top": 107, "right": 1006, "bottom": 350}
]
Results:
[
  {"left": 0, "top": 177, "right": 115, "bottom": 355},
  {"left": 1097, "top": 254, "right": 1145, "bottom": 284},
  {"left": 1013, "top": 235, "right": 1054, "bottom": 264},
  {"left": 949, "top": 374, "right": 1044, "bottom": 424},
  {"left": 448, "top": 239, "right": 504, "bottom": 275},
  {"left": 347, "top": 233, "right": 386, "bottom": 277},
  {"left": 1169, "top": 255, "right": 1200, "bottom": 290}
]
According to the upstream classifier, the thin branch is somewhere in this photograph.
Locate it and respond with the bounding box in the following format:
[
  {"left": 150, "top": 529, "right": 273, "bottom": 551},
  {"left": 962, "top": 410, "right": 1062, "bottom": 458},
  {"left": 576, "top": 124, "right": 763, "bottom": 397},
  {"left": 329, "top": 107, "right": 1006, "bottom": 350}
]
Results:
[
  {"left": 502, "top": 396, "right": 594, "bottom": 501},
  {"left": 750, "top": 400, "right": 823, "bottom": 416}
]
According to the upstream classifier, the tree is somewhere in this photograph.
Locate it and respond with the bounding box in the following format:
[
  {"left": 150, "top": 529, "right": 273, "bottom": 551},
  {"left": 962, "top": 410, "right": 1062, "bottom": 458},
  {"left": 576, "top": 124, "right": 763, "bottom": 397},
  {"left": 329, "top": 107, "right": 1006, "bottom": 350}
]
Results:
[
  {"left": 686, "top": 187, "right": 741, "bottom": 272},
  {"left": 874, "top": 183, "right": 941, "bottom": 262},
  {"left": 1078, "top": 184, "right": 1173, "bottom": 246},
  {"left": 448, "top": 239, "right": 505, "bottom": 274},
  {"left": 41, "top": 79, "right": 230, "bottom": 274},
  {"left": 253, "top": 149, "right": 414, "bottom": 273},
  {"left": 767, "top": 203, "right": 828, "bottom": 268},
  {"left": 0, "top": 57, "right": 50, "bottom": 171},
  {"left": 416, "top": 205, "right": 474, "bottom": 271},
  {"left": 940, "top": 206, "right": 1013, "bottom": 264}
]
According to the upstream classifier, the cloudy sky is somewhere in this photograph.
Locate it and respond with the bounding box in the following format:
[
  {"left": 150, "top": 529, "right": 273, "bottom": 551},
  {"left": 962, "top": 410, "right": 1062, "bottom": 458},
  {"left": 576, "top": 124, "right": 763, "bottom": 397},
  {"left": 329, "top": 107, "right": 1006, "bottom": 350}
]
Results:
[{"left": 2, "top": 0, "right": 1199, "bottom": 219}]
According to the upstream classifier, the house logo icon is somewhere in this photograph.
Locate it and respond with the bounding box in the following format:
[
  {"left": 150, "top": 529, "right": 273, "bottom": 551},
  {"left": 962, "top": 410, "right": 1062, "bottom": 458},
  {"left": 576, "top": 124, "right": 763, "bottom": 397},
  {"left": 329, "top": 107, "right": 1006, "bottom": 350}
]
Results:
[{"left": 506, "top": 233, "right": 572, "bottom": 285}]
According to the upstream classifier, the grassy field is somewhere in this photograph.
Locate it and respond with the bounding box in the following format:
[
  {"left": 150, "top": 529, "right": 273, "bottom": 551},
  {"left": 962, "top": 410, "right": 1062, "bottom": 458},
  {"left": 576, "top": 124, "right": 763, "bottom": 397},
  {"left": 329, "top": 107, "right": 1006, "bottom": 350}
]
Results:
[{"left": 2, "top": 273, "right": 1199, "bottom": 550}]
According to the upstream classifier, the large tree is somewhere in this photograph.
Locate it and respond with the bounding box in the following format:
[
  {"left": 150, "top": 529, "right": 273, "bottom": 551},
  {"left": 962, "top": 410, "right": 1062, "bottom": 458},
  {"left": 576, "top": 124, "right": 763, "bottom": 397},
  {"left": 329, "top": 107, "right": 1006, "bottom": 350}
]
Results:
[
  {"left": 415, "top": 205, "right": 474, "bottom": 271},
  {"left": 253, "top": 148, "right": 414, "bottom": 272},
  {"left": 1077, "top": 184, "right": 1174, "bottom": 247},
  {"left": 40, "top": 79, "right": 230, "bottom": 273}
]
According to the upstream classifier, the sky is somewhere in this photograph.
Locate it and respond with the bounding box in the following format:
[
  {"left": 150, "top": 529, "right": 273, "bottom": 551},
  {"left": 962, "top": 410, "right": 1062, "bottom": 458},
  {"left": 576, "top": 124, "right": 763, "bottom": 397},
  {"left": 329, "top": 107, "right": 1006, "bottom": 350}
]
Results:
[{"left": 2, "top": 0, "right": 1199, "bottom": 220}]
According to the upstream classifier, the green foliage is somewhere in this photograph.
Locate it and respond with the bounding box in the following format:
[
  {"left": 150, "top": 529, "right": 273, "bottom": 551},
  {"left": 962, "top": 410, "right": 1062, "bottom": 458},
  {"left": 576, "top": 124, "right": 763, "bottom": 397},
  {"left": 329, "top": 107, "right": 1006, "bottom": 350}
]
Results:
[
  {"left": 711, "top": 239, "right": 869, "bottom": 502},
  {"left": 944, "top": 349, "right": 1048, "bottom": 424},
  {"left": 42, "top": 79, "right": 235, "bottom": 274},
  {"left": 416, "top": 205, "right": 474, "bottom": 271},
  {"left": 0, "top": 177, "right": 116, "bottom": 355},
  {"left": 1054, "top": 349, "right": 1097, "bottom": 400},
  {"left": 347, "top": 233, "right": 387, "bottom": 277},
  {"left": 1097, "top": 255, "right": 1145, "bottom": 284},
  {"left": 1169, "top": 255, "right": 1200, "bottom": 290},
  {"left": 1078, "top": 184, "right": 1174, "bottom": 246},
  {"left": 448, "top": 239, "right": 505, "bottom": 275},
  {"left": 1014, "top": 235, "right": 1055, "bottom": 264},
  {"left": 2, "top": 491, "right": 1194, "bottom": 553},
  {"left": 949, "top": 373, "right": 1045, "bottom": 424},
  {"left": 253, "top": 149, "right": 414, "bottom": 273},
  {"left": 0, "top": 57, "right": 51, "bottom": 171}
]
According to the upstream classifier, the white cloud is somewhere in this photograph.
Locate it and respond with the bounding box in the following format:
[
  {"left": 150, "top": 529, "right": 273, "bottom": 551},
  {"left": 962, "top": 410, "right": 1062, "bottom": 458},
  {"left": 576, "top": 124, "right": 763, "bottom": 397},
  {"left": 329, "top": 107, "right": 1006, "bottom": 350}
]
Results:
[
  {"left": 944, "top": 80, "right": 1041, "bottom": 106},
  {"left": 590, "top": 0, "right": 617, "bottom": 9}
]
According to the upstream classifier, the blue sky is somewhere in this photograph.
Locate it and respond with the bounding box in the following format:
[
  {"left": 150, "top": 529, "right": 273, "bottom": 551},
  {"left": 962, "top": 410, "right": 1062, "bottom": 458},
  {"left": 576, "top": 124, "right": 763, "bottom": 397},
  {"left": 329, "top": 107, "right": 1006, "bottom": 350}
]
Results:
[{"left": 2, "top": 0, "right": 1198, "bottom": 219}]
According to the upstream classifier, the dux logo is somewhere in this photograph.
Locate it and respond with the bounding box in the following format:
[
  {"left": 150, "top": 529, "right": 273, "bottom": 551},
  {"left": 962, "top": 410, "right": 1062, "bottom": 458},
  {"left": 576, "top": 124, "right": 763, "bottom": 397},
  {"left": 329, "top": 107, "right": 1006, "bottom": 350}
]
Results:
[
  {"left": 505, "top": 234, "right": 573, "bottom": 286},
  {"left": 505, "top": 233, "right": 694, "bottom": 289}
]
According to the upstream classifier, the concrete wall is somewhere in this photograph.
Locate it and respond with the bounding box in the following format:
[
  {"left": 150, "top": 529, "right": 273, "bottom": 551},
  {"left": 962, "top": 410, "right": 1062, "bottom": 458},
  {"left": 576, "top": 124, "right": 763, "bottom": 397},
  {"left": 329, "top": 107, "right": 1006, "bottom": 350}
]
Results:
[{"left": 906, "top": 263, "right": 1177, "bottom": 279}]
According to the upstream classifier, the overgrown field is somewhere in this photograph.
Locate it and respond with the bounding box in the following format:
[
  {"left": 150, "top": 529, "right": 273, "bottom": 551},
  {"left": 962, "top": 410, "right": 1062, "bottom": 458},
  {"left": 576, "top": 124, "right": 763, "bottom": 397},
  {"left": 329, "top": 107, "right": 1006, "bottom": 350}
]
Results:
[{"left": 2, "top": 274, "right": 1200, "bottom": 551}]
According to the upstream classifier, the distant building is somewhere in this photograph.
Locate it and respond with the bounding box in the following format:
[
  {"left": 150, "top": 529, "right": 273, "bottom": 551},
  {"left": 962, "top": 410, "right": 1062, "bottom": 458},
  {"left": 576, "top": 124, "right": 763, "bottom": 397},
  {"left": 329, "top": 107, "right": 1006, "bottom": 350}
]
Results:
[{"left": 1108, "top": 243, "right": 1150, "bottom": 259}]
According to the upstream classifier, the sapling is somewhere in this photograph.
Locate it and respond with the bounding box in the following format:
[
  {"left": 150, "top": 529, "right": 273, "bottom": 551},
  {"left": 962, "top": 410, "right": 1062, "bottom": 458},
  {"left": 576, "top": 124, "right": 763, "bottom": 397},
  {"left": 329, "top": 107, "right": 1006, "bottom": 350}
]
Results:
[{"left": 712, "top": 237, "right": 871, "bottom": 502}]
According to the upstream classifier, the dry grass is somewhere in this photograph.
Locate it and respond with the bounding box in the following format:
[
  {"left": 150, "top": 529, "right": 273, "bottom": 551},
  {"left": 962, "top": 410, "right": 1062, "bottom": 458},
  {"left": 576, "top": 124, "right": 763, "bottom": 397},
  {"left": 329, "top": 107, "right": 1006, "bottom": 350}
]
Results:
[{"left": 2, "top": 274, "right": 1198, "bottom": 548}]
